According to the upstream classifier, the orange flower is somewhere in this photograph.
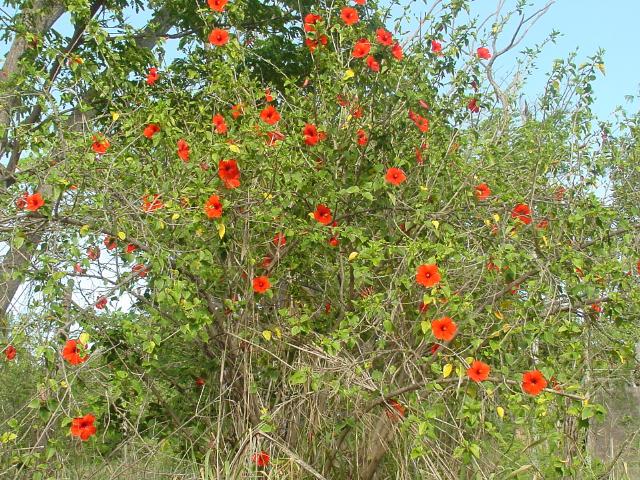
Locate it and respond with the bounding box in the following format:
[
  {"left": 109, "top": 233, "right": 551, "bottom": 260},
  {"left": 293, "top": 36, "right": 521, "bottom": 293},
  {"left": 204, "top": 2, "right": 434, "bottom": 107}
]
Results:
[
  {"left": 95, "top": 296, "right": 107, "bottom": 309},
  {"left": 474, "top": 183, "right": 491, "bottom": 200},
  {"left": 209, "top": 28, "right": 229, "bottom": 46},
  {"left": 408, "top": 110, "right": 429, "bottom": 132},
  {"left": 352, "top": 38, "right": 371, "bottom": 58},
  {"left": 177, "top": 139, "right": 190, "bottom": 161},
  {"left": 376, "top": 28, "right": 393, "bottom": 46},
  {"left": 366, "top": 55, "right": 380, "bottom": 72},
  {"left": 340, "top": 7, "right": 359, "bottom": 25},
  {"left": 467, "top": 360, "right": 490, "bottom": 382},
  {"left": 313, "top": 204, "right": 332, "bottom": 225},
  {"left": 70, "top": 414, "right": 97, "bottom": 441},
  {"left": 431, "top": 316, "right": 457, "bottom": 342},
  {"left": 218, "top": 159, "right": 241, "bottom": 189},
  {"left": 204, "top": 195, "right": 223, "bottom": 218},
  {"left": 385, "top": 167, "right": 406, "bottom": 186},
  {"left": 142, "top": 194, "right": 164, "bottom": 212},
  {"left": 4, "top": 345, "right": 16, "bottom": 361},
  {"left": 385, "top": 399, "right": 406, "bottom": 421},
  {"left": 511, "top": 203, "right": 532, "bottom": 224},
  {"left": 252, "top": 276, "right": 271, "bottom": 294},
  {"left": 143, "top": 123, "right": 160, "bottom": 139},
  {"left": 522, "top": 370, "right": 547, "bottom": 396},
  {"left": 391, "top": 42, "right": 403, "bottom": 60},
  {"left": 260, "top": 105, "right": 281, "bottom": 125},
  {"left": 356, "top": 129, "right": 368, "bottom": 146},
  {"left": 230, "top": 103, "right": 243, "bottom": 119},
  {"left": 146, "top": 67, "right": 159, "bottom": 85},
  {"left": 212, "top": 113, "right": 228, "bottom": 133},
  {"left": 251, "top": 450, "right": 270, "bottom": 467},
  {"left": 208, "top": 0, "right": 228, "bottom": 12},
  {"left": 92, "top": 136, "right": 110, "bottom": 154},
  {"left": 416, "top": 264, "right": 441, "bottom": 288},
  {"left": 304, "top": 13, "right": 322, "bottom": 32},
  {"left": 62, "top": 339, "right": 89, "bottom": 365},
  {"left": 25, "top": 192, "right": 45, "bottom": 212},
  {"left": 477, "top": 47, "right": 492, "bottom": 60},
  {"left": 132, "top": 264, "right": 148, "bottom": 278}
]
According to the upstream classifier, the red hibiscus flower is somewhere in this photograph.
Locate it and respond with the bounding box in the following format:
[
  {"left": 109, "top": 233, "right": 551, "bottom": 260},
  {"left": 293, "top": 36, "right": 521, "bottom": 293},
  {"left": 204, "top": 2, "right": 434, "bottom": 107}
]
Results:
[
  {"left": 143, "top": 123, "right": 160, "bottom": 139},
  {"left": 430, "top": 343, "right": 441, "bottom": 355},
  {"left": 352, "top": 106, "right": 363, "bottom": 118},
  {"left": 376, "top": 28, "right": 393, "bottom": 46},
  {"left": 474, "top": 183, "right": 491, "bottom": 200},
  {"left": 125, "top": 244, "right": 137, "bottom": 254},
  {"left": 304, "top": 13, "right": 322, "bottom": 32},
  {"left": 385, "top": 399, "right": 406, "bottom": 421},
  {"left": 146, "top": 67, "right": 159, "bottom": 85},
  {"left": 62, "top": 339, "right": 89, "bottom": 365},
  {"left": 273, "top": 232, "right": 286, "bottom": 247},
  {"left": 408, "top": 110, "right": 429, "bottom": 132},
  {"left": 266, "top": 130, "right": 285, "bottom": 146},
  {"left": 204, "top": 194, "right": 223, "bottom": 218},
  {"left": 385, "top": 167, "right": 406, "bottom": 185},
  {"left": 253, "top": 276, "right": 271, "bottom": 294},
  {"left": 25, "top": 192, "right": 45, "bottom": 212},
  {"left": 391, "top": 42, "right": 403, "bottom": 60},
  {"left": 218, "top": 159, "right": 241, "bottom": 189},
  {"left": 431, "top": 316, "right": 457, "bottom": 342},
  {"left": 195, "top": 377, "right": 206, "bottom": 387},
  {"left": 306, "top": 35, "right": 328, "bottom": 53},
  {"left": 328, "top": 236, "right": 339, "bottom": 247},
  {"left": 352, "top": 38, "right": 371, "bottom": 58},
  {"left": 209, "top": 29, "right": 229, "bottom": 46},
  {"left": 95, "top": 296, "right": 107, "bottom": 309},
  {"left": 522, "top": 370, "right": 547, "bottom": 396},
  {"left": 477, "top": 47, "right": 492, "bottom": 60},
  {"left": 431, "top": 40, "right": 443, "bottom": 53},
  {"left": 264, "top": 88, "right": 274, "bottom": 102},
  {"left": 104, "top": 236, "right": 117, "bottom": 251},
  {"left": 511, "top": 203, "right": 532, "bottom": 224},
  {"left": 262, "top": 256, "right": 273, "bottom": 269},
  {"left": 231, "top": 103, "right": 243, "bottom": 119},
  {"left": 70, "top": 414, "right": 97, "bottom": 441},
  {"left": 341, "top": 7, "right": 359, "bottom": 25},
  {"left": 87, "top": 246, "right": 100, "bottom": 261},
  {"left": 356, "top": 129, "right": 368, "bottom": 146},
  {"left": 212, "top": 113, "right": 228, "bottom": 134},
  {"left": 536, "top": 219, "right": 549, "bottom": 229},
  {"left": 4, "top": 345, "right": 16, "bottom": 361},
  {"left": 132, "top": 264, "right": 148, "bottom": 278},
  {"left": 303, "top": 123, "right": 323, "bottom": 146},
  {"left": 252, "top": 450, "right": 270, "bottom": 467},
  {"left": 260, "top": 105, "right": 281, "bottom": 125},
  {"left": 354, "top": 0, "right": 366, "bottom": 4},
  {"left": 366, "top": 55, "right": 380, "bottom": 72},
  {"left": 92, "top": 136, "right": 110, "bottom": 154},
  {"left": 467, "top": 98, "right": 480, "bottom": 113},
  {"left": 416, "top": 264, "right": 441, "bottom": 288},
  {"left": 208, "top": 0, "right": 228, "bottom": 12},
  {"left": 467, "top": 360, "right": 490, "bottom": 382},
  {"left": 591, "top": 302, "right": 602, "bottom": 313},
  {"left": 313, "top": 204, "right": 333, "bottom": 225},
  {"left": 177, "top": 139, "right": 190, "bottom": 161},
  {"left": 142, "top": 194, "right": 164, "bottom": 212}
]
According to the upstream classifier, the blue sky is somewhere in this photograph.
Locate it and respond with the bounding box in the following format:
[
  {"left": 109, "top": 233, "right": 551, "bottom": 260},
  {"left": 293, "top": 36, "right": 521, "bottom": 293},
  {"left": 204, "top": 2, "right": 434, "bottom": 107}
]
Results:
[{"left": 468, "top": 0, "right": 640, "bottom": 120}]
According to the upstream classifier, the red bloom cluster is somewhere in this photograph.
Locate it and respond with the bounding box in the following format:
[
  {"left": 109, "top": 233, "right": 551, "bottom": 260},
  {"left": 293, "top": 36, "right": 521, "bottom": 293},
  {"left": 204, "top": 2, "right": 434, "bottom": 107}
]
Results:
[
  {"left": 4, "top": 345, "right": 16, "bottom": 361},
  {"left": 62, "top": 339, "right": 89, "bottom": 365},
  {"left": 218, "top": 160, "right": 241, "bottom": 189},
  {"left": 146, "top": 67, "right": 159, "bottom": 85},
  {"left": 313, "top": 204, "right": 333, "bottom": 225},
  {"left": 303, "top": 124, "right": 325, "bottom": 146},
  {"left": 70, "top": 414, "right": 97, "bottom": 441}
]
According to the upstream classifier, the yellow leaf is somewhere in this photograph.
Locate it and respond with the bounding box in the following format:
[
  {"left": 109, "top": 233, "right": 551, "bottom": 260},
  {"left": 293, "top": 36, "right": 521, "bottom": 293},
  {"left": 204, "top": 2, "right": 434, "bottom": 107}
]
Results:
[
  {"left": 308, "top": 212, "right": 315, "bottom": 219},
  {"left": 195, "top": 228, "right": 204, "bottom": 237},
  {"left": 492, "top": 213, "right": 500, "bottom": 222},
  {"left": 431, "top": 220, "right": 440, "bottom": 231},
  {"left": 596, "top": 63, "right": 605, "bottom": 75},
  {"left": 497, "top": 406, "right": 505, "bottom": 418},
  {"left": 443, "top": 363, "right": 453, "bottom": 378},
  {"left": 228, "top": 144, "right": 241, "bottom": 153},
  {"left": 80, "top": 224, "right": 90, "bottom": 236},
  {"left": 262, "top": 193, "right": 273, "bottom": 200},
  {"left": 419, "top": 185, "right": 428, "bottom": 191},
  {"left": 79, "top": 332, "right": 90, "bottom": 344},
  {"left": 262, "top": 330, "right": 272, "bottom": 341},
  {"left": 217, "top": 223, "right": 226, "bottom": 239},
  {"left": 494, "top": 310, "right": 504, "bottom": 320},
  {"left": 342, "top": 69, "right": 355, "bottom": 80},
  {"left": 502, "top": 323, "right": 511, "bottom": 333},
  {"left": 171, "top": 213, "right": 180, "bottom": 220},
  {"left": 117, "top": 231, "right": 126, "bottom": 240},
  {"left": 111, "top": 112, "right": 120, "bottom": 121},
  {"left": 274, "top": 327, "right": 282, "bottom": 339},
  {"left": 542, "top": 235, "right": 548, "bottom": 247},
  {"left": 348, "top": 251, "right": 358, "bottom": 261}
]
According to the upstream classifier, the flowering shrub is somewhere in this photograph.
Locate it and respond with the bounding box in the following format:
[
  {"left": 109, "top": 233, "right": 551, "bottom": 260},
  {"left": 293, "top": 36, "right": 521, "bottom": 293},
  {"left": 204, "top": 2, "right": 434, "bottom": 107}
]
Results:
[{"left": 1, "top": 0, "right": 639, "bottom": 478}]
